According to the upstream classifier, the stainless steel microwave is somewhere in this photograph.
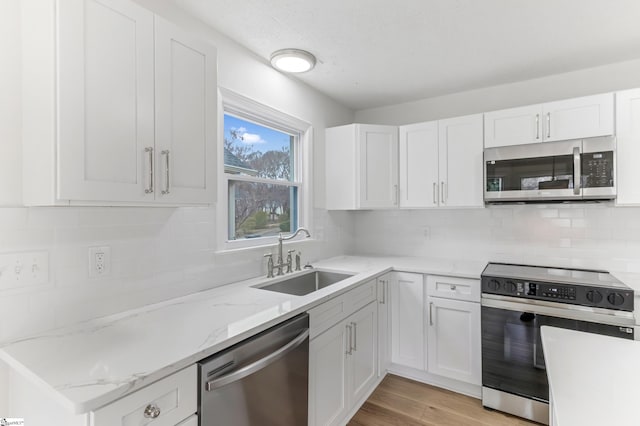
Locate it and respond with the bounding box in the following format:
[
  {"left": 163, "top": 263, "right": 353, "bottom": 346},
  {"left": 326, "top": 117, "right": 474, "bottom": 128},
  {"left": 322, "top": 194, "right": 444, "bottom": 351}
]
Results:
[{"left": 484, "top": 136, "right": 616, "bottom": 203}]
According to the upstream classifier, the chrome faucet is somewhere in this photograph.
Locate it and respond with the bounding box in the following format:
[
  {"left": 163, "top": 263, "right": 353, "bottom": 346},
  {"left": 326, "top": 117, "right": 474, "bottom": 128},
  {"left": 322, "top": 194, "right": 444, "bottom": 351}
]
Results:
[{"left": 275, "top": 227, "right": 311, "bottom": 276}]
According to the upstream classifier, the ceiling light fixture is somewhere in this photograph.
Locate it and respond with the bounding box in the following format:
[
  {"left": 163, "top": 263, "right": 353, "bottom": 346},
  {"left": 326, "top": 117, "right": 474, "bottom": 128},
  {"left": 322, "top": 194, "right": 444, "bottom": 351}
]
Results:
[{"left": 270, "top": 49, "right": 316, "bottom": 73}]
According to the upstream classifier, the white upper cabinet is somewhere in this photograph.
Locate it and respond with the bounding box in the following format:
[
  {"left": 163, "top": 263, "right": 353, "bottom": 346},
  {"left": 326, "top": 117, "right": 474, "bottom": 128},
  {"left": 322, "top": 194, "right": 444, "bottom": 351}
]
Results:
[
  {"left": 22, "top": 0, "right": 217, "bottom": 206},
  {"left": 326, "top": 124, "right": 398, "bottom": 210},
  {"left": 398, "top": 122, "right": 439, "bottom": 208},
  {"left": 616, "top": 88, "right": 640, "bottom": 205},
  {"left": 484, "top": 93, "right": 614, "bottom": 148},
  {"left": 484, "top": 104, "right": 543, "bottom": 148},
  {"left": 438, "top": 114, "right": 484, "bottom": 208},
  {"left": 154, "top": 17, "right": 217, "bottom": 204},
  {"left": 398, "top": 114, "right": 483, "bottom": 209}
]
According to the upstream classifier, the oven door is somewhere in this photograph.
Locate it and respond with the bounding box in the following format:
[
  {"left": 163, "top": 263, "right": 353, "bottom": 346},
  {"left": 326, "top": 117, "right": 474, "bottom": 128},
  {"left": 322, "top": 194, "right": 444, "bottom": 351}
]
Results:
[
  {"left": 484, "top": 139, "right": 581, "bottom": 202},
  {"left": 481, "top": 299, "right": 634, "bottom": 403}
]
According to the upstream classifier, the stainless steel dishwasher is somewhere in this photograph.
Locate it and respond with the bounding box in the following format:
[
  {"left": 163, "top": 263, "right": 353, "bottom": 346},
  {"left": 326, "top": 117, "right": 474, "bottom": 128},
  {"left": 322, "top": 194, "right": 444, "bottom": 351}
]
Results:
[{"left": 198, "top": 313, "right": 309, "bottom": 426}]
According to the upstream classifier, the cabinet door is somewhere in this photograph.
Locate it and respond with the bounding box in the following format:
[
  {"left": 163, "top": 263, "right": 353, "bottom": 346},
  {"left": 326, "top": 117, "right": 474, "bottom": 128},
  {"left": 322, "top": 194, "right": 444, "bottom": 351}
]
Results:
[
  {"left": 616, "top": 88, "right": 640, "bottom": 205},
  {"left": 399, "top": 122, "right": 440, "bottom": 208},
  {"left": 176, "top": 415, "right": 198, "bottom": 426},
  {"left": 57, "top": 0, "right": 155, "bottom": 202},
  {"left": 390, "top": 272, "right": 424, "bottom": 370},
  {"left": 484, "top": 104, "right": 544, "bottom": 148},
  {"left": 154, "top": 17, "right": 217, "bottom": 204},
  {"left": 358, "top": 125, "right": 399, "bottom": 209},
  {"left": 426, "top": 297, "right": 481, "bottom": 385},
  {"left": 309, "top": 321, "right": 349, "bottom": 426},
  {"left": 348, "top": 302, "right": 378, "bottom": 407},
  {"left": 438, "top": 114, "right": 484, "bottom": 208},
  {"left": 377, "top": 276, "right": 391, "bottom": 376},
  {"left": 543, "top": 93, "right": 614, "bottom": 142}
]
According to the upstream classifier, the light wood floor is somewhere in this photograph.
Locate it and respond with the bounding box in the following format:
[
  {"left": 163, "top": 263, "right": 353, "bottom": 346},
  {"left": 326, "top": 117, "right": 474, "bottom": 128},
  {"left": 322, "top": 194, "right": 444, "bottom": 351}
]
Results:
[{"left": 348, "top": 374, "right": 539, "bottom": 426}]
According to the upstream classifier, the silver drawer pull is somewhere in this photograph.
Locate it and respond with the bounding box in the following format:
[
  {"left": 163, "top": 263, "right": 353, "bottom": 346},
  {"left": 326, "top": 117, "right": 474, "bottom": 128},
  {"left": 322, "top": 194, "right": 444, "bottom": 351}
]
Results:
[
  {"left": 144, "top": 147, "right": 154, "bottom": 194},
  {"left": 143, "top": 403, "right": 161, "bottom": 419},
  {"left": 161, "top": 149, "right": 170, "bottom": 195},
  {"left": 450, "top": 285, "right": 457, "bottom": 291}
]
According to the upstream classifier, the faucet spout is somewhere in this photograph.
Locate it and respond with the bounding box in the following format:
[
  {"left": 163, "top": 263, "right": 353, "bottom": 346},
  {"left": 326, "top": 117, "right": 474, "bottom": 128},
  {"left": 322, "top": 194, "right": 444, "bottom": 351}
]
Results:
[
  {"left": 275, "top": 228, "right": 311, "bottom": 276},
  {"left": 279, "top": 227, "right": 311, "bottom": 241}
]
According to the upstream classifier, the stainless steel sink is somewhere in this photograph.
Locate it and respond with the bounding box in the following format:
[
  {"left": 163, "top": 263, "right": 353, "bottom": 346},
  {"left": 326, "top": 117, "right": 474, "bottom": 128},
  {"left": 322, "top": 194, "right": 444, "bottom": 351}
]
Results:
[{"left": 253, "top": 270, "right": 354, "bottom": 296}]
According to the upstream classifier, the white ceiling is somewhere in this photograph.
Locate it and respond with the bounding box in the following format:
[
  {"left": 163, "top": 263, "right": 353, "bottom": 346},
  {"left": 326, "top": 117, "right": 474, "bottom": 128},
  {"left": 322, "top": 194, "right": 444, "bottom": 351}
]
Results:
[{"left": 173, "top": 0, "right": 640, "bottom": 110}]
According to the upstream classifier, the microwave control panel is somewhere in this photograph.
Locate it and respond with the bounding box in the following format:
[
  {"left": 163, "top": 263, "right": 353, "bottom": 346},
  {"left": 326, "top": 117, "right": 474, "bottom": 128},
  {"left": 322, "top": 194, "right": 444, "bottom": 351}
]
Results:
[
  {"left": 582, "top": 151, "right": 614, "bottom": 188},
  {"left": 481, "top": 275, "right": 634, "bottom": 312}
]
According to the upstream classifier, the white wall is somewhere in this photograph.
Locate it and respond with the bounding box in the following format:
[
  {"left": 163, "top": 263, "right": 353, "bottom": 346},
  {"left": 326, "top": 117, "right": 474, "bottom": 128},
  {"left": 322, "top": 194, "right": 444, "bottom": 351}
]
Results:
[
  {"left": 0, "top": 0, "right": 355, "bottom": 346},
  {"left": 355, "top": 58, "right": 640, "bottom": 125}
]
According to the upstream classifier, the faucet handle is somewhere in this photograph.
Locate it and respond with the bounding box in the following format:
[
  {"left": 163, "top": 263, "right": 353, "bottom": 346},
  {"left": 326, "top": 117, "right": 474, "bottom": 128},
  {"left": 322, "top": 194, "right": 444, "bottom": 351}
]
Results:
[
  {"left": 286, "top": 250, "right": 294, "bottom": 273},
  {"left": 263, "top": 253, "right": 274, "bottom": 278},
  {"left": 295, "top": 251, "right": 302, "bottom": 271}
]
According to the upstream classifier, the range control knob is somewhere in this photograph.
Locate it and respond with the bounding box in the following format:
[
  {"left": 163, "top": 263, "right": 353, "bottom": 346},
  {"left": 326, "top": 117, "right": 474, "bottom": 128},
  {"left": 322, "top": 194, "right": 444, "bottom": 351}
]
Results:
[
  {"left": 586, "top": 290, "right": 603, "bottom": 304},
  {"left": 504, "top": 281, "right": 517, "bottom": 293},
  {"left": 487, "top": 279, "right": 501, "bottom": 291},
  {"left": 607, "top": 292, "right": 625, "bottom": 306}
]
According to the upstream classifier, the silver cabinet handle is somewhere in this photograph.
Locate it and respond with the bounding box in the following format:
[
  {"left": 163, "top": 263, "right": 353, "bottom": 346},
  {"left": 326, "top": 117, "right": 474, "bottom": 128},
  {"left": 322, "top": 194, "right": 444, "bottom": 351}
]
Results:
[
  {"left": 450, "top": 284, "right": 457, "bottom": 291},
  {"left": 535, "top": 114, "right": 540, "bottom": 140},
  {"left": 144, "top": 147, "right": 154, "bottom": 194},
  {"left": 440, "top": 181, "right": 446, "bottom": 204},
  {"left": 206, "top": 328, "right": 309, "bottom": 390},
  {"left": 394, "top": 184, "right": 399, "bottom": 205},
  {"left": 546, "top": 112, "right": 551, "bottom": 139},
  {"left": 429, "top": 302, "right": 434, "bottom": 326},
  {"left": 573, "top": 146, "right": 581, "bottom": 195},
  {"left": 433, "top": 182, "right": 437, "bottom": 204},
  {"left": 351, "top": 321, "right": 357, "bottom": 351},
  {"left": 346, "top": 324, "right": 353, "bottom": 355},
  {"left": 143, "top": 404, "right": 161, "bottom": 419},
  {"left": 161, "top": 150, "right": 170, "bottom": 195}
]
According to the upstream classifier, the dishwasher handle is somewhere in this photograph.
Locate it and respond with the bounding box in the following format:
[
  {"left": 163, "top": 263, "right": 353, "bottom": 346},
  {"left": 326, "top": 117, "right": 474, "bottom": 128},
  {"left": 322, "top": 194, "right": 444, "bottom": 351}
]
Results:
[{"left": 205, "top": 328, "right": 309, "bottom": 391}]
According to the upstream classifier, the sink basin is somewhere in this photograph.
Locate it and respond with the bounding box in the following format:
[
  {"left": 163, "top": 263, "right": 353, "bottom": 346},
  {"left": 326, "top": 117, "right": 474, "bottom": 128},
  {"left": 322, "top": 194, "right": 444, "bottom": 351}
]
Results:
[{"left": 254, "top": 270, "right": 354, "bottom": 296}]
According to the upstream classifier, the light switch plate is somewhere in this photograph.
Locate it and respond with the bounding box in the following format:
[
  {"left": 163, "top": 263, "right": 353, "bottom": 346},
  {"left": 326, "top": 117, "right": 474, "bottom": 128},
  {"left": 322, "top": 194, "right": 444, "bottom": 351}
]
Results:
[{"left": 0, "top": 251, "right": 49, "bottom": 290}]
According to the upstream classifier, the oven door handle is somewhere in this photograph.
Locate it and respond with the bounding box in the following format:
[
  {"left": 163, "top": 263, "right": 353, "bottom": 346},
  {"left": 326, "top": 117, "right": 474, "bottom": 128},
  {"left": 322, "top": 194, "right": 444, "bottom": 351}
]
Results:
[
  {"left": 205, "top": 328, "right": 309, "bottom": 391},
  {"left": 481, "top": 295, "right": 635, "bottom": 326}
]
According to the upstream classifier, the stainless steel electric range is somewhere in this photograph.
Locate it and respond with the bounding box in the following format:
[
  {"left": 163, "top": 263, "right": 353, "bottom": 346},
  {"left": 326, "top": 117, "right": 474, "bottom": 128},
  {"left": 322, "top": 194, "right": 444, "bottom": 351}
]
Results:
[{"left": 480, "top": 263, "right": 635, "bottom": 424}]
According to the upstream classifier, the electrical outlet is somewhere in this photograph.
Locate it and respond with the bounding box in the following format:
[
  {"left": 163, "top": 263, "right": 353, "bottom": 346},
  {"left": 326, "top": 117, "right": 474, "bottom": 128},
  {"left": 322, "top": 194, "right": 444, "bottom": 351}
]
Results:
[
  {"left": 422, "top": 226, "right": 431, "bottom": 240},
  {"left": 89, "top": 246, "right": 111, "bottom": 278}
]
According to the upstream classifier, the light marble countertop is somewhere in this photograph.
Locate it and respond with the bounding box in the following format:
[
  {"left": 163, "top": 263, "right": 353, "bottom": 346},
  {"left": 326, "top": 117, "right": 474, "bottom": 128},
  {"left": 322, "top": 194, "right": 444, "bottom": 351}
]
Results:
[
  {"left": 541, "top": 326, "right": 640, "bottom": 426},
  {"left": 0, "top": 255, "right": 485, "bottom": 414}
]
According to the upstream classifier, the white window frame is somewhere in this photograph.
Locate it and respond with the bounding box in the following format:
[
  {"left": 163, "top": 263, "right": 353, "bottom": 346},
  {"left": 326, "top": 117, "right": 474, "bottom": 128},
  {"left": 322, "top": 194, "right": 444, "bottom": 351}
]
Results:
[{"left": 216, "top": 88, "right": 313, "bottom": 251}]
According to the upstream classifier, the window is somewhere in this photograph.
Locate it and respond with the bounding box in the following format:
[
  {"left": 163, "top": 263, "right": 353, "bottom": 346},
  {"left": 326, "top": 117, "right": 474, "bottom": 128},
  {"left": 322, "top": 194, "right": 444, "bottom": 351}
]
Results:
[{"left": 219, "top": 89, "right": 310, "bottom": 248}]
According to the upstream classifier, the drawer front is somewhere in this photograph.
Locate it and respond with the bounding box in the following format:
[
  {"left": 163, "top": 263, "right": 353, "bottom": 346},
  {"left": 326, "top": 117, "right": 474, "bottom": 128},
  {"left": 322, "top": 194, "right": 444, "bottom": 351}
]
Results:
[
  {"left": 426, "top": 275, "right": 480, "bottom": 302},
  {"left": 92, "top": 365, "right": 197, "bottom": 426},
  {"left": 309, "top": 293, "right": 349, "bottom": 339},
  {"left": 346, "top": 279, "right": 377, "bottom": 314},
  {"left": 308, "top": 279, "right": 377, "bottom": 339}
]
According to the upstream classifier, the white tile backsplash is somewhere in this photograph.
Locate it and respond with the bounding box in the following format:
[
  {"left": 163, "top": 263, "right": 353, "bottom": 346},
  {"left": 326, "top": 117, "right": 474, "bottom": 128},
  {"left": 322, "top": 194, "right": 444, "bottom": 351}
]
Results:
[
  {"left": 0, "top": 206, "right": 352, "bottom": 342},
  {"left": 350, "top": 203, "right": 640, "bottom": 275}
]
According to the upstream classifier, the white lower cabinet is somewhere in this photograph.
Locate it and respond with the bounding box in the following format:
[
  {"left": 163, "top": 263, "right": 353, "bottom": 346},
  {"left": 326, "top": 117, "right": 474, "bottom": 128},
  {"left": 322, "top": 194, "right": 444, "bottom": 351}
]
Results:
[
  {"left": 390, "top": 272, "right": 425, "bottom": 370},
  {"left": 309, "top": 301, "right": 378, "bottom": 426},
  {"left": 91, "top": 364, "right": 197, "bottom": 426},
  {"left": 176, "top": 414, "right": 198, "bottom": 426},
  {"left": 426, "top": 296, "right": 481, "bottom": 385},
  {"left": 377, "top": 274, "right": 392, "bottom": 376},
  {"left": 388, "top": 273, "right": 482, "bottom": 395}
]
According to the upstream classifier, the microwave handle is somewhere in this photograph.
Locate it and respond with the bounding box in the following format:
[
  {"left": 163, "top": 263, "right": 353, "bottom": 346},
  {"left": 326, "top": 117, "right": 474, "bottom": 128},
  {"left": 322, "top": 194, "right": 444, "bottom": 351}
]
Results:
[{"left": 573, "top": 146, "right": 581, "bottom": 195}]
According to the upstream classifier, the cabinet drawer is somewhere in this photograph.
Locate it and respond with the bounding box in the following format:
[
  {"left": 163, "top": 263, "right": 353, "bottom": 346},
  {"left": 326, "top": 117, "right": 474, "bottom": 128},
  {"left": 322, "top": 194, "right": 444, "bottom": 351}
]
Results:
[
  {"left": 308, "top": 279, "right": 377, "bottom": 339},
  {"left": 91, "top": 365, "right": 197, "bottom": 426},
  {"left": 426, "top": 275, "right": 480, "bottom": 302}
]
